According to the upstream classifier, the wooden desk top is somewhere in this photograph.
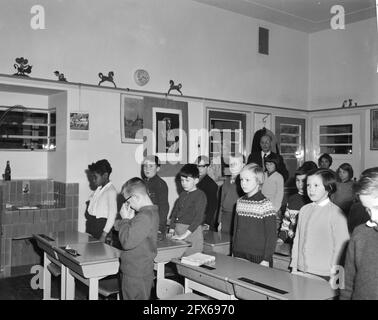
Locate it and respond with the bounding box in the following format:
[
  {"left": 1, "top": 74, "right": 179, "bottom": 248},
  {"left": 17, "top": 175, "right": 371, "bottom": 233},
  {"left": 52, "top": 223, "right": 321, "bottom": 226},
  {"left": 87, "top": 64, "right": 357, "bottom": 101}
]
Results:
[
  {"left": 157, "top": 238, "right": 190, "bottom": 251},
  {"left": 33, "top": 231, "right": 98, "bottom": 247},
  {"left": 174, "top": 253, "right": 336, "bottom": 300},
  {"left": 203, "top": 231, "right": 231, "bottom": 246},
  {"left": 54, "top": 242, "right": 121, "bottom": 266}
]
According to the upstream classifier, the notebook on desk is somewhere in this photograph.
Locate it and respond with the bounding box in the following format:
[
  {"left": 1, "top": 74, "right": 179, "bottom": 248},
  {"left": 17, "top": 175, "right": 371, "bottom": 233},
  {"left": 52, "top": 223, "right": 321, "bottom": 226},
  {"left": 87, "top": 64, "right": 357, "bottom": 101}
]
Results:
[{"left": 181, "top": 253, "right": 215, "bottom": 267}]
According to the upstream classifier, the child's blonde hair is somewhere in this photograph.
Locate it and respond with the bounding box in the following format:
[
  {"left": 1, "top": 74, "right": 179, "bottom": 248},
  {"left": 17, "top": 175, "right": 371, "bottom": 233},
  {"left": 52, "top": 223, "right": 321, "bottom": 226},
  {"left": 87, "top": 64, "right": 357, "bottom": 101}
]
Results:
[{"left": 241, "top": 163, "right": 265, "bottom": 186}]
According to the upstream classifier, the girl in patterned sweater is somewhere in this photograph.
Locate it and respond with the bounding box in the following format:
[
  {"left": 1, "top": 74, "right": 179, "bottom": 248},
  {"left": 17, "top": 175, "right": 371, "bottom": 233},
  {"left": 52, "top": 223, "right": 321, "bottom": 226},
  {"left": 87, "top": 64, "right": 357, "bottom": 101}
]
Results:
[{"left": 232, "top": 163, "right": 277, "bottom": 267}]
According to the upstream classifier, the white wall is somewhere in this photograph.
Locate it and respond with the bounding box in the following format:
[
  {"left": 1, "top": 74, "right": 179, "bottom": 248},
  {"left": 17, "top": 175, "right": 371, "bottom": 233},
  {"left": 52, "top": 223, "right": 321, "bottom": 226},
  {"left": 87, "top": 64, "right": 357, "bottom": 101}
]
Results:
[
  {"left": 0, "top": 0, "right": 309, "bottom": 109},
  {"left": 309, "top": 18, "right": 378, "bottom": 109}
]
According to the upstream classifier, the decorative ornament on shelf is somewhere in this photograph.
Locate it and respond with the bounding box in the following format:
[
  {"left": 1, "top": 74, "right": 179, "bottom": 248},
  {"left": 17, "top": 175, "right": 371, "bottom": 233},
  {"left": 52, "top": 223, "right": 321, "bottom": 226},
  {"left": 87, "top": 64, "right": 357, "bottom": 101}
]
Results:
[
  {"left": 167, "top": 80, "right": 183, "bottom": 95},
  {"left": 13, "top": 57, "right": 32, "bottom": 77},
  {"left": 98, "top": 71, "right": 116, "bottom": 88},
  {"left": 54, "top": 70, "right": 67, "bottom": 82},
  {"left": 342, "top": 100, "right": 347, "bottom": 108},
  {"left": 134, "top": 69, "right": 150, "bottom": 86},
  {"left": 348, "top": 99, "right": 353, "bottom": 107}
]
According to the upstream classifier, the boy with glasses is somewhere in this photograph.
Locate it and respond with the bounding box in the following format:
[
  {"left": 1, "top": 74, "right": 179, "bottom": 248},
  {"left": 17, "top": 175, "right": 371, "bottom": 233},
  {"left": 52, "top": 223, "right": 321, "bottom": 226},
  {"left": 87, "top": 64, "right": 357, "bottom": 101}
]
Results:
[
  {"left": 142, "top": 155, "right": 169, "bottom": 239},
  {"left": 118, "top": 177, "right": 159, "bottom": 300}
]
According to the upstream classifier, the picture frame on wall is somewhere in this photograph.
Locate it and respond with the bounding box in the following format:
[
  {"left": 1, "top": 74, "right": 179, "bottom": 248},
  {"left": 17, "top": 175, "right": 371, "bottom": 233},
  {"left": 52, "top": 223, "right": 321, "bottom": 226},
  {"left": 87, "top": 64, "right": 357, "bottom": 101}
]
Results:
[
  {"left": 370, "top": 109, "right": 378, "bottom": 150},
  {"left": 120, "top": 94, "right": 144, "bottom": 143},
  {"left": 152, "top": 107, "right": 183, "bottom": 163},
  {"left": 70, "top": 111, "right": 89, "bottom": 140}
]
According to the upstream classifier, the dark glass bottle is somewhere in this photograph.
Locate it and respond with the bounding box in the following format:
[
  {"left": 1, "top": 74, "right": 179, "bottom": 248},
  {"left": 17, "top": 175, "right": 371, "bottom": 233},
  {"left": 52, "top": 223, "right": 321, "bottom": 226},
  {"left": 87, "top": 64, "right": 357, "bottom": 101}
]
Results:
[{"left": 4, "top": 161, "right": 11, "bottom": 181}]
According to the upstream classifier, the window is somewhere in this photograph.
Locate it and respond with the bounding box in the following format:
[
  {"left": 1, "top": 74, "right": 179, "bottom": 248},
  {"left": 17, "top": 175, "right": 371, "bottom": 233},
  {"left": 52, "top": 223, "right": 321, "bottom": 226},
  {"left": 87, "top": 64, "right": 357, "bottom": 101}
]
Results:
[
  {"left": 0, "top": 106, "right": 56, "bottom": 151},
  {"left": 319, "top": 124, "right": 352, "bottom": 154},
  {"left": 279, "top": 124, "right": 302, "bottom": 159}
]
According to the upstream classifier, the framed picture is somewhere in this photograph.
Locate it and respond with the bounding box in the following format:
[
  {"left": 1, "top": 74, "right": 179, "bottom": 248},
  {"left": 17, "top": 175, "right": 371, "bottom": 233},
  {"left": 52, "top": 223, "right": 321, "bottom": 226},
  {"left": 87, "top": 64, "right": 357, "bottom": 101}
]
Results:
[
  {"left": 120, "top": 95, "right": 144, "bottom": 143},
  {"left": 70, "top": 112, "right": 89, "bottom": 130},
  {"left": 143, "top": 97, "right": 188, "bottom": 177},
  {"left": 152, "top": 107, "right": 183, "bottom": 163},
  {"left": 70, "top": 111, "right": 89, "bottom": 140},
  {"left": 370, "top": 109, "right": 378, "bottom": 150}
]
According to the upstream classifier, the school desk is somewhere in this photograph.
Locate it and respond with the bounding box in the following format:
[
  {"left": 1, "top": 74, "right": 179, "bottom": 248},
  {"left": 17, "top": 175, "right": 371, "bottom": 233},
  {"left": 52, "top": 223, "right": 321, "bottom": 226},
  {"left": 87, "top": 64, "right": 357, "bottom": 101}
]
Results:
[
  {"left": 173, "top": 253, "right": 337, "bottom": 300},
  {"left": 33, "top": 231, "right": 99, "bottom": 300},
  {"left": 154, "top": 238, "right": 191, "bottom": 279},
  {"left": 203, "top": 230, "right": 231, "bottom": 255},
  {"left": 54, "top": 241, "right": 121, "bottom": 300}
]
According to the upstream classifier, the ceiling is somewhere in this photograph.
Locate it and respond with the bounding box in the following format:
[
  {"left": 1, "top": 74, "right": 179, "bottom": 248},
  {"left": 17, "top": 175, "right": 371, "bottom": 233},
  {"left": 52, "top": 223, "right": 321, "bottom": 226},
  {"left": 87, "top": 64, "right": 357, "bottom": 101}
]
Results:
[{"left": 193, "top": 0, "right": 377, "bottom": 33}]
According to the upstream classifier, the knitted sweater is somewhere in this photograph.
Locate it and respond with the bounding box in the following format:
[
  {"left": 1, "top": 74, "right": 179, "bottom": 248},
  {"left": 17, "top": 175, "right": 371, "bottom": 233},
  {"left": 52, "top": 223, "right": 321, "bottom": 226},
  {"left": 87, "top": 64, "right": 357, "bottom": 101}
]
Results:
[
  {"left": 232, "top": 191, "right": 277, "bottom": 261},
  {"left": 340, "top": 224, "right": 378, "bottom": 300},
  {"left": 262, "top": 171, "right": 284, "bottom": 211},
  {"left": 169, "top": 189, "right": 206, "bottom": 233},
  {"left": 290, "top": 198, "right": 350, "bottom": 276}
]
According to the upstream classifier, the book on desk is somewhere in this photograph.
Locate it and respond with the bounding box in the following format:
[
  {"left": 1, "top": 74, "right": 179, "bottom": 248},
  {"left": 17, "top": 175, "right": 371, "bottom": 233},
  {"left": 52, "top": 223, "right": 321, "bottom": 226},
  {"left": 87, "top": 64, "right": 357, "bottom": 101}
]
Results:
[{"left": 181, "top": 253, "right": 216, "bottom": 266}]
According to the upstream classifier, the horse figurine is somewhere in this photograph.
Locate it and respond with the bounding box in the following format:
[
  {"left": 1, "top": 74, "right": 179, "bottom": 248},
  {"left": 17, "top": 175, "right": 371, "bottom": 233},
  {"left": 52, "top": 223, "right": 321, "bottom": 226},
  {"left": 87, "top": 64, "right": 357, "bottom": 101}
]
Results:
[
  {"left": 98, "top": 71, "right": 117, "bottom": 88},
  {"left": 167, "top": 80, "right": 183, "bottom": 95},
  {"left": 54, "top": 71, "right": 67, "bottom": 82}
]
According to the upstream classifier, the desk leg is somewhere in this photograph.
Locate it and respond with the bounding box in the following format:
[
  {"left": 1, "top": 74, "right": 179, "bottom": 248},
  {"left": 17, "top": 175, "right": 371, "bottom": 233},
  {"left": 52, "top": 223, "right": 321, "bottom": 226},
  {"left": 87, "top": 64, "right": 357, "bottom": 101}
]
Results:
[
  {"left": 65, "top": 270, "right": 75, "bottom": 300},
  {"left": 60, "top": 265, "right": 67, "bottom": 300},
  {"left": 156, "top": 262, "right": 166, "bottom": 280},
  {"left": 88, "top": 278, "right": 99, "bottom": 300},
  {"left": 43, "top": 253, "right": 51, "bottom": 300},
  {"left": 184, "top": 279, "right": 193, "bottom": 293}
]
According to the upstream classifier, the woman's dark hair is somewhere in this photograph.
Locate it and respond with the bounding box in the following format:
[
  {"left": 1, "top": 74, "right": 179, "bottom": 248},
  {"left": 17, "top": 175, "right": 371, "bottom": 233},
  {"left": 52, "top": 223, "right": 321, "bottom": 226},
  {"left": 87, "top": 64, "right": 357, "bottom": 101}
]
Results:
[
  {"left": 337, "top": 163, "right": 354, "bottom": 182},
  {"left": 180, "top": 164, "right": 199, "bottom": 179},
  {"left": 318, "top": 153, "right": 333, "bottom": 168},
  {"left": 308, "top": 168, "right": 337, "bottom": 196}
]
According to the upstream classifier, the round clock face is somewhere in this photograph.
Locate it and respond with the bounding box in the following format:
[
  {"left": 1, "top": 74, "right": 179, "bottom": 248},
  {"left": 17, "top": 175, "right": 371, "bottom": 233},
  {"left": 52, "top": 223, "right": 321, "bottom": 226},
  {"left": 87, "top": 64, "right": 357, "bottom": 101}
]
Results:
[{"left": 134, "top": 69, "right": 150, "bottom": 86}]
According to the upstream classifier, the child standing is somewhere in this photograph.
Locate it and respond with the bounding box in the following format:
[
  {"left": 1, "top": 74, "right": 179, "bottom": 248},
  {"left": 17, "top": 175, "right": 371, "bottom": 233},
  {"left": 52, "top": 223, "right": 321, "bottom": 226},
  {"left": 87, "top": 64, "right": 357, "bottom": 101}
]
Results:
[
  {"left": 290, "top": 168, "right": 349, "bottom": 280},
  {"left": 340, "top": 167, "right": 378, "bottom": 300},
  {"left": 142, "top": 155, "right": 169, "bottom": 239},
  {"left": 217, "top": 153, "right": 245, "bottom": 235},
  {"left": 278, "top": 168, "right": 310, "bottom": 244},
  {"left": 261, "top": 153, "right": 284, "bottom": 213},
  {"left": 195, "top": 155, "right": 219, "bottom": 231},
  {"left": 86, "top": 159, "right": 117, "bottom": 242},
  {"left": 331, "top": 163, "right": 355, "bottom": 215},
  {"left": 168, "top": 164, "right": 207, "bottom": 256},
  {"left": 232, "top": 164, "right": 277, "bottom": 267},
  {"left": 118, "top": 177, "right": 159, "bottom": 300}
]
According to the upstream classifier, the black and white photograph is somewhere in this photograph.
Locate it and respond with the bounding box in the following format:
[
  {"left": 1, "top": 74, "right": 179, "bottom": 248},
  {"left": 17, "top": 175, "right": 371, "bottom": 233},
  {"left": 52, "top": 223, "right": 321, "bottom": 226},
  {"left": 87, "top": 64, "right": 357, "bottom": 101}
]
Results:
[
  {"left": 153, "top": 108, "right": 182, "bottom": 162},
  {"left": 1, "top": 0, "right": 378, "bottom": 308}
]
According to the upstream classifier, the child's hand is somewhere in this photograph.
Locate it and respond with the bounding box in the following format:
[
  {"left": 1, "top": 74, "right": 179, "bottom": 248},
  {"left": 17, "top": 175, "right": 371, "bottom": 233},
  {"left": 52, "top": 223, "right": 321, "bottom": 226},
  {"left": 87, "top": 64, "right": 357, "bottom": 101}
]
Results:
[
  {"left": 260, "top": 260, "right": 269, "bottom": 267},
  {"left": 120, "top": 202, "right": 135, "bottom": 220},
  {"left": 167, "top": 229, "right": 175, "bottom": 238},
  {"left": 217, "top": 222, "right": 222, "bottom": 232}
]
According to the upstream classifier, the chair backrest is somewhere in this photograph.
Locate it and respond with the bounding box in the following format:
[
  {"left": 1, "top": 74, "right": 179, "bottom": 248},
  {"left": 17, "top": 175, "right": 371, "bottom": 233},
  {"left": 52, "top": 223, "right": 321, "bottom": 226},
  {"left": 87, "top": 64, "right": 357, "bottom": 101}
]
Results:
[{"left": 156, "top": 279, "right": 184, "bottom": 299}]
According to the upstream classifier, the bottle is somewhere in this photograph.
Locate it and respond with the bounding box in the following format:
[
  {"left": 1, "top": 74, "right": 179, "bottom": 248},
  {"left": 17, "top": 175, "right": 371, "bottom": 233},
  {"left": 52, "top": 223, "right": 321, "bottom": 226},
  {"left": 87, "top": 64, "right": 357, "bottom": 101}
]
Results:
[{"left": 4, "top": 161, "right": 11, "bottom": 181}]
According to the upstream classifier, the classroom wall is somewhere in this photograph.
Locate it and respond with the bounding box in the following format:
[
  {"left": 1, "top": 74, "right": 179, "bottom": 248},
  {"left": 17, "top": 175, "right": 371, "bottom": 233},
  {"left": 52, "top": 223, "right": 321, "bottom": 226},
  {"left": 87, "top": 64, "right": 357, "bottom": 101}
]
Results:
[
  {"left": 0, "top": 0, "right": 309, "bottom": 109},
  {"left": 308, "top": 18, "right": 378, "bottom": 109},
  {"left": 0, "top": 92, "right": 48, "bottom": 179}
]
